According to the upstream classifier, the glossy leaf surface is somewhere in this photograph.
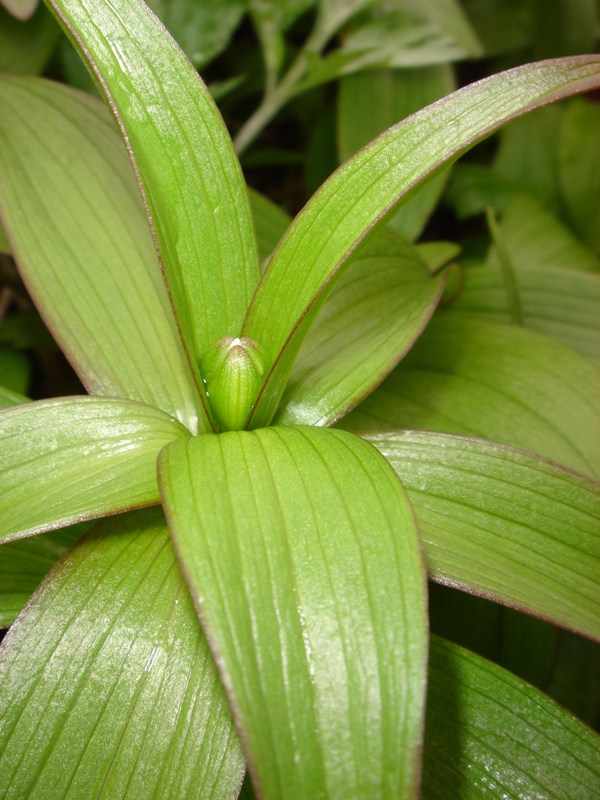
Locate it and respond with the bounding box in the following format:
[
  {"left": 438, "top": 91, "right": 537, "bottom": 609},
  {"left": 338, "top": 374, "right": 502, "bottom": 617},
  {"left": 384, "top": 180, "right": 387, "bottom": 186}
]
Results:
[
  {"left": 423, "top": 635, "right": 600, "bottom": 799},
  {"left": 367, "top": 430, "right": 600, "bottom": 641},
  {"left": 445, "top": 264, "right": 600, "bottom": 363},
  {"left": 159, "top": 426, "right": 427, "bottom": 800},
  {"left": 243, "top": 56, "right": 600, "bottom": 429},
  {"left": 0, "top": 508, "right": 244, "bottom": 799},
  {"left": 48, "top": 0, "right": 260, "bottom": 390},
  {"left": 0, "top": 522, "right": 85, "bottom": 627},
  {"left": 275, "top": 231, "right": 446, "bottom": 426},
  {"left": 0, "top": 396, "right": 189, "bottom": 542},
  {"left": 0, "top": 77, "right": 203, "bottom": 431},
  {"left": 340, "top": 318, "right": 600, "bottom": 479}
]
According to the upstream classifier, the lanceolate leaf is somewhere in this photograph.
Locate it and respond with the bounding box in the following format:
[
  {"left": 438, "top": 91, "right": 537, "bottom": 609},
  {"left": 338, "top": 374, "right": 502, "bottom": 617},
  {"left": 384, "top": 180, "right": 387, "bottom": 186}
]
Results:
[
  {"left": 340, "top": 318, "right": 600, "bottom": 479},
  {"left": 423, "top": 635, "right": 600, "bottom": 799},
  {"left": 243, "top": 56, "right": 600, "bottom": 429},
  {"left": 0, "top": 396, "right": 189, "bottom": 542},
  {"left": 47, "top": 0, "right": 260, "bottom": 397},
  {"left": 367, "top": 431, "right": 600, "bottom": 641},
  {"left": 0, "top": 522, "right": 86, "bottom": 627},
  {"left": 0, "top": 77, "right": 203, "bottom": 432},
  {"left": 445, "top": 264, "right": 600, "bottom": 363},
  {"left": 0, "top": 509, "right": 244, "bottom": 799},
  {"left": 159, "top": 426, "right": 427, "bottom": 800},
  {"left": 275, "top": 231, "right": 446, "bottom": 426}
]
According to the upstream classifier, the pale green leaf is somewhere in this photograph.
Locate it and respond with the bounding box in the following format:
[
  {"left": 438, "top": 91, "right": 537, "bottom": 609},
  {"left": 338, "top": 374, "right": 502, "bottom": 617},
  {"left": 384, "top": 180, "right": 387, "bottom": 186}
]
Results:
[
  {"left": 243, "top": 57, "right": 600, "bottom": 430},
  {"left": 417, "top": 241, "right": 461, "bottom": 271},
  {"left": 146, "top": 0, "right": 245, "bottom": 69},
  {"left": 275, "top": 231, "right": 446, "bottom": 426},
  {"left": 0, "top": 522, "right": 86, "bottom": 627},
  {"left": 423, "top": 635, "right": 600, "bottom": 799},
  {"left": 337, "top": 66, "right": 455, "bottom": 241},
  {"left": 47, "top": 0, "right": 261, "bottom": 396},
  {"left": 159, "top": 426, "right": 427, "bottom": 800},
  {"left": 0, "top": 508, "right": 244, "bottom": 799},
  {"left": 0, "top": 77, "right": 204, "bottom": 431},
  {"left": 339, "top": 318, "right": 600, "bottom": 479},
  {"left": 367, "top": 430, "right": 600, "bottom": 641},
  {"left": 485, "top": 194, "right": 600, "bottom": 273},
  {"left": 0, "top": 3, "right": 60, "bottom": 73},
  {"left": 445, "top": 264, "right": 600, "bottom": 363},
  {"left": 0, "top": 396, "right": 189, "bottom": 542},
  {"left": 397, "top": 0, "right": 483, "bottom": 57},
  {"left": 559, "top": 97, "right": 600, "bottom": 252}
]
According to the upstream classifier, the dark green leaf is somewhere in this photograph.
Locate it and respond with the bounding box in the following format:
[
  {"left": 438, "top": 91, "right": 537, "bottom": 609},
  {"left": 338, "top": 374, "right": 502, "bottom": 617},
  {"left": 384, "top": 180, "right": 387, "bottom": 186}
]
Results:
[
  {"left": 0, "top": 345, "right": 29, "bottom": 394},
  {"left": 243, "top": 57, "right": 600, "bottom": 430},
  {"left": 367, "top": 430, "right": 600, "bottom": 641},
  {"left": 159, "top": 426, "right": 427, "bottom": 799},
  {"left": 0, "top": 77, "right": 204, "bottom": 431},
  {"left": 0, "top": 508, "right": 244, "bottom": 799},
  {"left": 47, "top": 0, "right": 261, "bottom": 402},
  {"left": 532, "top": 0, "right": 598, "bottom": 59},
  {"left": 340, "top": 318, "right": 600, "bottom": 479},
  {"left": 0, "top": 396, "right": 189, "bottom": 542},
  {"left": 424, "top": 635, "right": 600, "bottom": 799},
  {"left": 0, "top": 384, "right": 27, "bottom": 409},
  {"left": 275, "top": 231, "right": 446, "bottom": 426},
  {"left": 248, "top": 188, "right": 292, "bottom": 264}
]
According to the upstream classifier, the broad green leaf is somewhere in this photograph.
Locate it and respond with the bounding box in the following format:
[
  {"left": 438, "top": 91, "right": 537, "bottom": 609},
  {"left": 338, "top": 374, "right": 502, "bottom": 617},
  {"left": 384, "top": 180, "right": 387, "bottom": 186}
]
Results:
[
  {"left": 146, "top": 0, "right": 245, "bottom": 69},
  {"left": 445, "top": 264, "right": 600, "bottom": 363},
  {"left": 0, "top": 2, "right": 60, "bottom": 73},
  {"left": 0, "top": 345, "right": 29, "bottom": 394},
  {"left": 159, "top": 426, "right": 427, "bottom": 800},
  {"left": 0, "top": 0, "right": 37, "bottom": 18},
  {"left": 0, "top": 522, "right": 86, "bottom": 627},
  {"left": 0, "top": 396, "right": 189, "bottom": 542},
  {"left": 443, "top": 163, "right": 531, "bottom": 219},
  {"left": 248, "top": 187, "right": 292, "bottom": 264},
  {"left": 559, "top": 97, "right": 600, "bottom": 252},
  {"left": 423, "top": 635, "right": 600, "bottom": 799},
  {"left": 47, "top": 0, "right": 260, "bottom": 395},
  {"left": 243, "top": 57, "right": 600, "bottom": 430},
  {"left": 0, "top": 77, "right": 204, "bottom": 431},
  {"left": 366, "top": 430, "right": 600, "bottom": 641},
  {"left": 275, "top": 231, "right": 446, "bottom": 426},
  {"left": 339, "top": 318, "right": 600, "bottom": 479},
  {"left": 485, "top": 194, "right": 600, "bottom": 273},
  {"left": 0, "top": 508, "right": 244, "bottom": 799},
  {"left": 337, "top": 66, "right": 455, "bottom": 241},
  {"left": 417, "top": 240, "right": 461, "bottom": 271},
  {"left": 398, "top": 0, "right": 483, "bottom": 57}
]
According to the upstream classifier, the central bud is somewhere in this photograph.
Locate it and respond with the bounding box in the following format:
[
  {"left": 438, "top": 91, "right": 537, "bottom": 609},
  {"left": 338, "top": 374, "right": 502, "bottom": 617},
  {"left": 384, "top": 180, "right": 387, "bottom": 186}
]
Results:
[{"left": 202, "top": 336, "right": 265, "bottom": 431}]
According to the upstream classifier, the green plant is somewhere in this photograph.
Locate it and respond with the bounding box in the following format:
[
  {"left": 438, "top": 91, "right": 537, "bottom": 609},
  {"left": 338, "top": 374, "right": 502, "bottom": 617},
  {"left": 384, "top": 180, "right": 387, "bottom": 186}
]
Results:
[{"left": 0, "top": 0, "right": 599, "bottom": 796}]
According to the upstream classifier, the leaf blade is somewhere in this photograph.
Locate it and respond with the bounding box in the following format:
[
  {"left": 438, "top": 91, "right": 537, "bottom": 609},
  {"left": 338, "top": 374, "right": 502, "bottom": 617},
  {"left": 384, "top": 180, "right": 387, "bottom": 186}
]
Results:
[
  {"left": 159, "top": 426, "right": 428, "bottom": 800},
  {"left": 47, "top": 0, "right": 261, "bottom": 388},
  {"left": 367, "top": 430, "right": 600, "bottom": 641},
  {"left": 0, "top": 508, "right": 244, "bottom": 799},
  {"left": 0, "top": 76, "right": 204, "bottom": 431},
  {"left": 0, "top": 396, "right": 189, "bottom": 542}
]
